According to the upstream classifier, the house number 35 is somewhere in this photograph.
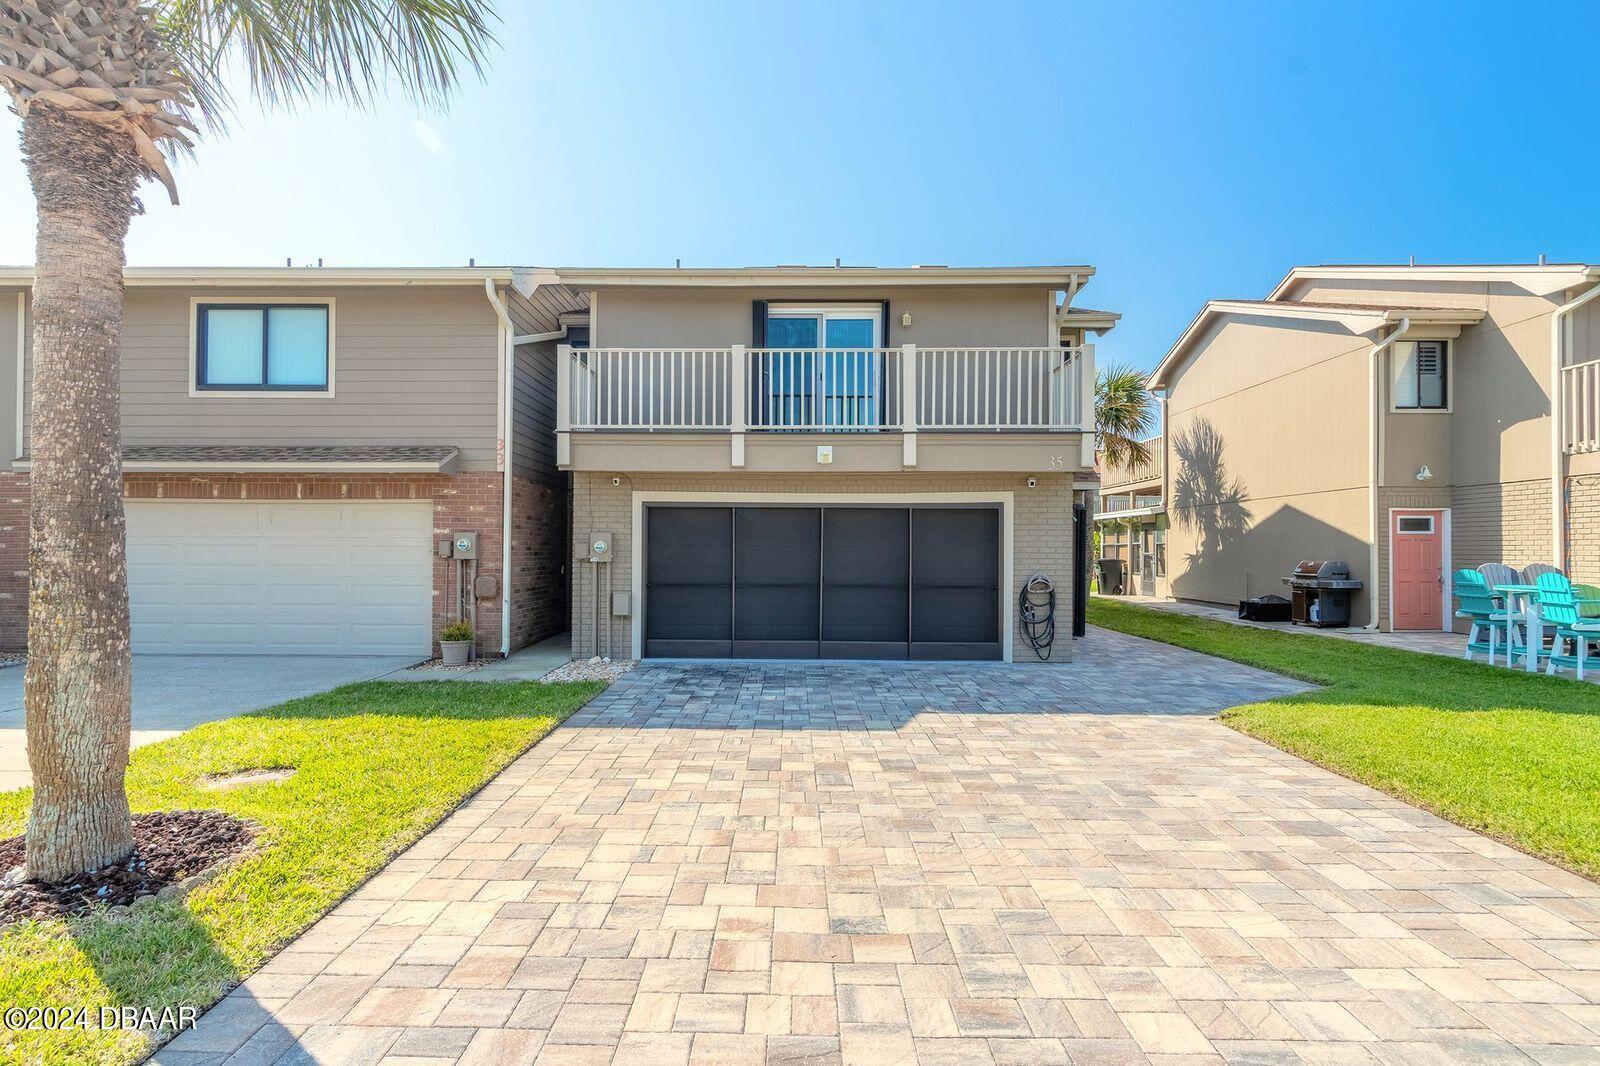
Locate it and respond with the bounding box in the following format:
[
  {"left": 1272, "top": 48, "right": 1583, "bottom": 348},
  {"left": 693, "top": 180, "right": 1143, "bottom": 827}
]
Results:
[{"left": 1047, "top": 455, "right": 1065, "bottom": 469}]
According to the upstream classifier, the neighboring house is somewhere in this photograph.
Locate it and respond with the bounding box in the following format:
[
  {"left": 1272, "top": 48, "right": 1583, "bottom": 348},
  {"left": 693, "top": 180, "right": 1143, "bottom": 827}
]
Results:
[
  {"left": 1094, "top": 437, "right": 1166, "bottom": 597},
  {"left": 0, "top": 266, "right": 587, "bottom": 658},
  {"left": 1144, "top": 262, "right": 1600, "bottom": 631},
  {"left": 549, "top": 265, "right": 1117, "bottom": 662}
]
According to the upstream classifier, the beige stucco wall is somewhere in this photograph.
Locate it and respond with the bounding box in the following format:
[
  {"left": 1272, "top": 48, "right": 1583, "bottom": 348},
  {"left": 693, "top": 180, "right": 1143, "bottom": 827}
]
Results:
[
  {"left": 1161, "top": 312, "right": 1374, "bottom": 613},
  {"left": 590, "top": 284, "right": 1056, "bottom": 349},
  {"left": 20, "top": 285, "right": 503, "bottom": 471},
  {"left": 1284, "top": 276, "right": 1565, "bottom": 489},
  {"left": 569, "top": 470, "right": 1080, "bottom": 663}
]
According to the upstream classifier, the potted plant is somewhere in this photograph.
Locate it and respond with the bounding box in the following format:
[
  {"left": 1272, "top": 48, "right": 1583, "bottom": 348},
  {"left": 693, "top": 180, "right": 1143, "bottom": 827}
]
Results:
[{"left": 439, "top": 620, "right": 475, "bottom": 666}]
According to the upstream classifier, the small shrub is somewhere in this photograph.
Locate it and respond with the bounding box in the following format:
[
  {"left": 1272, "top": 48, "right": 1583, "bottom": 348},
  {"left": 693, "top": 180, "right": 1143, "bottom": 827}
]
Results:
[{"left": 440, "top": 620, "right": 474, "bottom": 643}]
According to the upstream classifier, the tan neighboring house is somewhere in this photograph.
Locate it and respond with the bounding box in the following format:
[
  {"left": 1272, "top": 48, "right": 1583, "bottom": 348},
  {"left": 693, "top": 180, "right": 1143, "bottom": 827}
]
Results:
[
  {"left": 1094, "top": 437, "right": 1166, "bottom": 597},
  {"left": 549, "top": 265, "right": 1116, "bottom": 662},
  {"left": 0, "top": 266, "right": 588, "bottom": 658},
  {"left": 1143, "top": 262, "right": 1600, "bottom": 631}
]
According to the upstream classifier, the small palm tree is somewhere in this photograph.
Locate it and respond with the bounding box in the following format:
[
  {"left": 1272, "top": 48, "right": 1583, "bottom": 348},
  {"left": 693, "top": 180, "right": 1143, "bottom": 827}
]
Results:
[
  {"left": 1, "top": 0, "right": 497, "bottom": 882},
  {"left": 1096, "top": 362, "right": 1157, "bottom": 471}
]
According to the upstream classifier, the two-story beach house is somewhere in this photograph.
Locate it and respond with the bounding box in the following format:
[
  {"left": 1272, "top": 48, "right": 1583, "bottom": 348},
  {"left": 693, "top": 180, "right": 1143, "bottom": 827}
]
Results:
[
  {"left": 0, "top": 263, "right": 1112, "bottom": 664},
  {"left": 1143, "top": 262, "right": 1600, "bottom": 631},
  {"left": 550, "top": 265, "right": 1113, "bottom": 662},
  {"left": 0, "top": 266, "right": 588, "bottom": 659}
]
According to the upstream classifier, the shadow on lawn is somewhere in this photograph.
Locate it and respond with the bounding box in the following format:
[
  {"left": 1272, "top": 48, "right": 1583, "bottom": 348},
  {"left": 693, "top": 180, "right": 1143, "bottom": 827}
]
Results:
[{"left": 59, "top": 898, "right": 279, "bottom": 1062}]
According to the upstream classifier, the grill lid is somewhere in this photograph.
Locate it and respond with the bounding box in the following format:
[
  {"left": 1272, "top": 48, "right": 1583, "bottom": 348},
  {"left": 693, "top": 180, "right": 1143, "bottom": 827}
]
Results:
[{"left": 1292, "top": 559, "right": 1351, "bottom": 580}]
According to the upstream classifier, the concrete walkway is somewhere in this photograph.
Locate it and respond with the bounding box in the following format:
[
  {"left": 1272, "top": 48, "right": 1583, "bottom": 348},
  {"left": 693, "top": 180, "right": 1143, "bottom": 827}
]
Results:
[
  {"left": 0, "top": 655, "right": 415, "bottom": 791},
  {"left": 159, "top": 628, "right": 1600, "bottom": 1064}
]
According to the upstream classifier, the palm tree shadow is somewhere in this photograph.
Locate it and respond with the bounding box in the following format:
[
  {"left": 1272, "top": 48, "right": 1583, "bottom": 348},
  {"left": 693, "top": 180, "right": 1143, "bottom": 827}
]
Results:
[{"left": 1170, "top": 419, "right": 1253, "bottom": 567}]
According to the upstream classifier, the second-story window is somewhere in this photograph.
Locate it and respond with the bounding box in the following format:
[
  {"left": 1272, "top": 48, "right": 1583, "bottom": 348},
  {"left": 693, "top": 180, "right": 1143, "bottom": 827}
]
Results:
[
  {"left": 197, "top": 303, "right": 330, "bottom": 391},
  {"left": 1393, "top": 340, "right": 1447, "bottom": 410}
]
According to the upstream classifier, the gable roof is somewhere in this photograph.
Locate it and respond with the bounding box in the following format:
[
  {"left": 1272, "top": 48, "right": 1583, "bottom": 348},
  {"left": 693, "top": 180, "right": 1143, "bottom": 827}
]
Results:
[{"left": 1147, "top": 298, "right": 1486, "bottom": 390}]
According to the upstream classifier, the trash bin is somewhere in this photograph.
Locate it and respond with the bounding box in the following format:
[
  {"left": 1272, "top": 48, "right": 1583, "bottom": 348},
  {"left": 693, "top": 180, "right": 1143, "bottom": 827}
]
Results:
[{"left": 1096, "top": 558, "right": 1126, "bottom": 595}]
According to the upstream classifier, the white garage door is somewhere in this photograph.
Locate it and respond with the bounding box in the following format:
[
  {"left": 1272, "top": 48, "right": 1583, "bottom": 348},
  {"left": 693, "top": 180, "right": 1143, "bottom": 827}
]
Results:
[{"left": 127, "top": 500, "right": 433, "bottom": 656}]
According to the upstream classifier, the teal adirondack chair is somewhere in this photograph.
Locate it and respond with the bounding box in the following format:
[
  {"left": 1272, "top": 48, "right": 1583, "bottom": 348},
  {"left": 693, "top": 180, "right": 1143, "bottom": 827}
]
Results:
[
  {"left": 1537, "top": 572, "right": 1600, "bottom": 681},
  {"left": 1453, "top": 569, "right": 1517, "bottom": 664}
]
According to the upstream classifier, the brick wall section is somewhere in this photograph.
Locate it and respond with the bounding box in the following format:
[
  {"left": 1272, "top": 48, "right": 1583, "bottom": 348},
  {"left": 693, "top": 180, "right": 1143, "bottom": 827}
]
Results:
[
  {"left": 1451, "top": 477, "right": 1553, "bottom": 577},
  {"left": 0, "top": 472, "right": 27, "bottom": 651},
  {"left": 0, "top": 470, "right": 514, "bottom": 658},
  {"left": 1374, "top": 485, "right": 1453, "bottom": 630},
  {"left": 510, "top": 474, "right": 569, "bottom": 651},
  {"left": 569, "top": 471, "right": 1078, "bottom": 663},
  {"left": 1569, "top": 475, "right": 1600, "bottom": 586}
]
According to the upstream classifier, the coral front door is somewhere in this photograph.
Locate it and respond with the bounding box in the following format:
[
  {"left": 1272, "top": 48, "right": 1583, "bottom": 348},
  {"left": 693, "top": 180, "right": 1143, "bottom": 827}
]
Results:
[{"left": 1391, "top": 510, "right": 1445, "bottom": 630}]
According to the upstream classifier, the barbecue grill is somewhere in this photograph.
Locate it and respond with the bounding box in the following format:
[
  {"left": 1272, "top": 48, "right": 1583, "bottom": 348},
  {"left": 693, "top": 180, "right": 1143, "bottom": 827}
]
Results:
[{"left": 1282, "top": 560, "right": 1363, "bottom": 627}]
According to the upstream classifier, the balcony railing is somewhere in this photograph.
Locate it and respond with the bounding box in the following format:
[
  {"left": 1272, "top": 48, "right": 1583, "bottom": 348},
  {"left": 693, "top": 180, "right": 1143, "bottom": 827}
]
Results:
[
  {"left": 1563, "top": 359, "right": 1600, "bottom": 454},
  {"left": 1100, "top": 434, "right": 1164, "bottom": 488},
  {"left": 558, "top": 343, "right": 1093, "bottom": 468}
]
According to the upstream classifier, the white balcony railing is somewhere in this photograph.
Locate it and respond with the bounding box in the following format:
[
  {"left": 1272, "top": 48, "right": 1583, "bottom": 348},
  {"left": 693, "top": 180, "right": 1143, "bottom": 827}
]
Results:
[
  {"left": 559, "top": 344, "right": 1092, "bottom": 435},
  {"left": 1563, "top": 358, "right": 1600, "bottom": 454}
]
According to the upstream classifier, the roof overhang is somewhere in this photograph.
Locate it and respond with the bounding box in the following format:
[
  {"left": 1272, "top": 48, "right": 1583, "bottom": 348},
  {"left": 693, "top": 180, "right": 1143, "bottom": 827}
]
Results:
[
  {"left": 1268, "top": 264, "right": 1600, "bottom": 301},
  {"left": 552, "top": 265, "right": 1096, "bottom": 288},
  {"left": 1148, "top": 300, "right": 1487, "bottom": 390},
  {"left": 1059, "top": 308, "right": 1121, "bottom": 335},
  {"left": 1096, "top": 504, "right": 1164, "bottom": 521},
  {"left": 14, "top": 445, "right": 461, "bottom": 475},
  {"left": 0, "top": 266, "right": 544, "bottom": 293}
]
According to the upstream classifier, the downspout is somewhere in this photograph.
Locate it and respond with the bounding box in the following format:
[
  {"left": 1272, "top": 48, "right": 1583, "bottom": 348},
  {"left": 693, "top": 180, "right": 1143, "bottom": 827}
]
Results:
[
  {"left": 484, "top": 279, "right": 515, "bottom": 656},
  {"left": 1365, "top": 318, "right": 1412, "bottom": 630},
  {"left": 1550, "top": 281, "right": 1600, "bottom": 570}
]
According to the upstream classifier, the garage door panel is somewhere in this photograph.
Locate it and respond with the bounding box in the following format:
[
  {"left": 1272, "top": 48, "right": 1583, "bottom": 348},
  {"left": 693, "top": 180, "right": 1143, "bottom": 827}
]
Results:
[
  {"left": 645, "top": 508, "right": 733, "bottom": 656},
  {"left": 733, "top": 508, "right": 819, "bottom": 654},
  {"left": 647, "top": 586, "right": 732, "bottom": 640},
  {"left": 127, "top": 501, "right": 432, "bottom": 656},
  {"left": 648, "top": 508, "right": 732, "bottom": 585},
  {"left": 821, "top": 587, "right": 908, "bottom": 642}
]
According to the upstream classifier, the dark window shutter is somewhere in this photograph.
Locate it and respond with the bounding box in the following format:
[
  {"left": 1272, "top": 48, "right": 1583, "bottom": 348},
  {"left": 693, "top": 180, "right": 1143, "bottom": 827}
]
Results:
[
  {"left": 880, "top": 300, "right": 891, "bottom": 347},
  {"left": 750, "top": 301, "right": 768, "bottom": 422}
]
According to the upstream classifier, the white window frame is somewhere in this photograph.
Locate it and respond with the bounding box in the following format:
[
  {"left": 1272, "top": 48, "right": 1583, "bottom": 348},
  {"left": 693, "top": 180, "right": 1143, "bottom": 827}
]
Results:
[
  {"left": 188, "top": 296, "right": 337, "bottom": 398},
  {"left": 1395, "top": 515, "right": 1435, "bottom": 535},
  {"left": 1390, "top": 339, "right": 1450, "bottom": 413}
]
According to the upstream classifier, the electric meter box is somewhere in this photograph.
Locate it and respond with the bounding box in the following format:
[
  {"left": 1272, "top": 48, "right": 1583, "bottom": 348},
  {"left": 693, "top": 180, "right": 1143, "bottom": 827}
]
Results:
[
  {"left": 451, "top": 530, "right": 479, "bottom": 560},
  {"left": 589, "top": 531, "right": 613, "bottom": 561}
]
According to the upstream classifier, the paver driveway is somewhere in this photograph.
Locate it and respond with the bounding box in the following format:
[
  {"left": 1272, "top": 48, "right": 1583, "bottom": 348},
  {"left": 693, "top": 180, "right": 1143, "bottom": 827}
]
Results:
[{"left": 159, "top": 629, "right": 1600, "bottom": 1065}]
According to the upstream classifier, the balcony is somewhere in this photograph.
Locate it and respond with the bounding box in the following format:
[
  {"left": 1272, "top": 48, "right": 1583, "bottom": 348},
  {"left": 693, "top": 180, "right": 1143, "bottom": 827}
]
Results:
[
  {"left": 1099, "top": 434, "right": 1163, "bottom": 490},
  {"left": 1563, "top": 358, "right": 1600, "bottom": 454},
  {"left": 556, "top": 343, "right": 1095, "bottom": 474}
]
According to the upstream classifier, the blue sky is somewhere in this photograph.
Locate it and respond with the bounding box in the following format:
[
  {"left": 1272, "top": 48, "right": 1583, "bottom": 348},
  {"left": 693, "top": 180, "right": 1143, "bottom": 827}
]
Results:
[{"left": 3, "top": 0, "right": 1599, "bottom": 372}]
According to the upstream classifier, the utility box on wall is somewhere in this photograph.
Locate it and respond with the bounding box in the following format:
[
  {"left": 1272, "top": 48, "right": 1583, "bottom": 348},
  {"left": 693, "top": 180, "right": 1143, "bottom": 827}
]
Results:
[{"left": 451, "top": 530, "right": 479, "bottom": 559}]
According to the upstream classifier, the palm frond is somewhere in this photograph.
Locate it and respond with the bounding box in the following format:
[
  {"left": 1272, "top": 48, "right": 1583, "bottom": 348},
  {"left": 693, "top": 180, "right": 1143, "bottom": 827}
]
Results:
[
  {"left": 1095, "top": 362, "right": 1157, "bottom": 471},
  {"left": 153, "top": 0, "right": 499, "bottom": 124}
]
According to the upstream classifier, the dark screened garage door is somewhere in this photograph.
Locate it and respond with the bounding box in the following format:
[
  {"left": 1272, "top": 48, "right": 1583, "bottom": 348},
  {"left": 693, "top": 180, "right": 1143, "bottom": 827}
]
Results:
[{"left": 644, "top": 505, "right": 1000, "bottom": 660}]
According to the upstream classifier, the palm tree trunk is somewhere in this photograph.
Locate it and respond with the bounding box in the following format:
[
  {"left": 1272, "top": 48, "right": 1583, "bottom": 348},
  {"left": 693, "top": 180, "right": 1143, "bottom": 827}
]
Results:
[{"left": 20, "top": 105, "right": 141, "bottom": 882}]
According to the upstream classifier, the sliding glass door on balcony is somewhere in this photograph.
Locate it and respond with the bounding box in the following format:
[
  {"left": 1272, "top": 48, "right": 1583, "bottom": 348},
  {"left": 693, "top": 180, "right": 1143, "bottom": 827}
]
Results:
[{"left": 756, "top": 309, "right": 885, "bottom": 430}]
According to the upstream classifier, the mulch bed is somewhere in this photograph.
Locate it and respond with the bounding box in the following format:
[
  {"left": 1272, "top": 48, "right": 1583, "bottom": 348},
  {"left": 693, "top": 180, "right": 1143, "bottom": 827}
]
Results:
[{"left": 0, "top": 810, "right": 255, "bottom": 925}]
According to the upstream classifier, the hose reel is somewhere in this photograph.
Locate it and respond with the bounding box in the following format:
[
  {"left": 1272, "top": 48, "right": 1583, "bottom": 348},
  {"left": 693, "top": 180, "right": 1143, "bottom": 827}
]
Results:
[{"left": 1019, "top": 570, "right": 1056, "bottom": 660}]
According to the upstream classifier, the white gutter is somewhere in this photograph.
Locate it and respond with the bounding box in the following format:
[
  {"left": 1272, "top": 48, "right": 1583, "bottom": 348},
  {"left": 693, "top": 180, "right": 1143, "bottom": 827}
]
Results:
[
  {"left": 1550, "top": 281, "right": 1600, "bottom": 569},
  {"left": 484, "top": 279, "right": 515, "bottom": 656},
  {"left": 1365, "top": 318, "right": 1412, "bottom": 629}
]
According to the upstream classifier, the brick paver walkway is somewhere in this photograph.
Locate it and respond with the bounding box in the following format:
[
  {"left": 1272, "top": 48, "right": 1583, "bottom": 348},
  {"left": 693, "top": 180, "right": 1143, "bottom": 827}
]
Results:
[{"left": 159, "top": 629, "right": 1600, "bottom": 1065}]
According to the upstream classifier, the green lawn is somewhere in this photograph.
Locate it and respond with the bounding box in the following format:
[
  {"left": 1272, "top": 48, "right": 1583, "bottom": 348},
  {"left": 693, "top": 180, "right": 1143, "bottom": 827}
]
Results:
[
  {"left": 0, "top": 679, "right": 603, "bottom": 1066},
  {"left": 1089, "top": 598, "right": 1600, "bottom": 880}
]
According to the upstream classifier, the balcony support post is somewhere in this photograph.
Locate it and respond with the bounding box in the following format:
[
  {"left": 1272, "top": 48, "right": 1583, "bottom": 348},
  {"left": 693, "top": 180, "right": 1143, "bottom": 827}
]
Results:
[
  {"left": 556, "top": 343, "right": 572, "bottom": 467},
  {"left": 901, "top": 343, "right": 917, "bottom": 467},
  {"left": 731, "top": 344, "right": 747, "bottom": 468},
  {"left": 1078, "top": 342, "right": 1096, "bottom": 469}
]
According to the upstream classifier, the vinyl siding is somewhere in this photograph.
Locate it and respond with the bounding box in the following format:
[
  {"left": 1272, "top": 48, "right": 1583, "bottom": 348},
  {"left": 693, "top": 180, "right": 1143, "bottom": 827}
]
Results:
[
  {"left": 507, "top": 284, "right": 588, "bottom": 489},
  {"left": 590, "top": 284, "right": 1055, "bottom": 348},
  {"left": 21, "top": 285, "right": 504, "bottom": 471}
]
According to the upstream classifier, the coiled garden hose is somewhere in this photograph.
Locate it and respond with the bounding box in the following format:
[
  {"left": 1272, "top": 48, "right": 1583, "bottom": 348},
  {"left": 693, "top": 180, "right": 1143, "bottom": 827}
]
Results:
[{"left": 1019, "top": 570, "right": 1056, "bottom": 660}]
